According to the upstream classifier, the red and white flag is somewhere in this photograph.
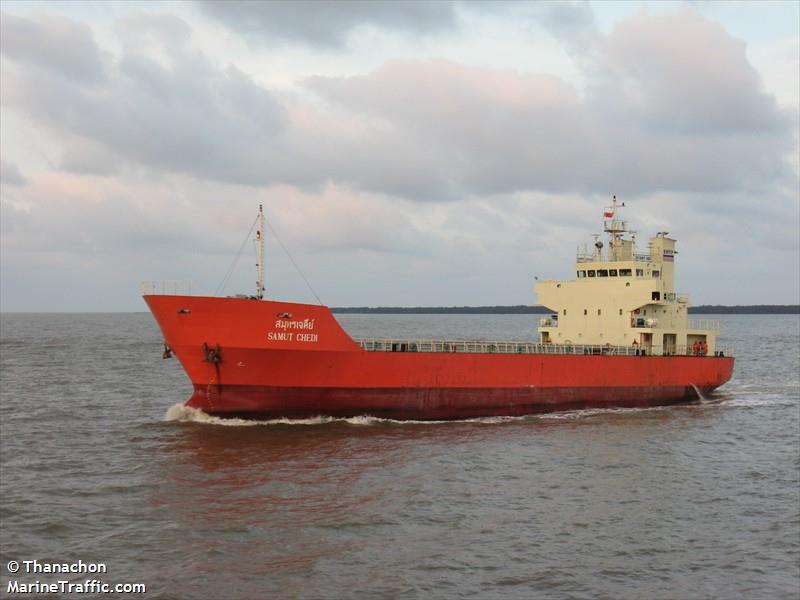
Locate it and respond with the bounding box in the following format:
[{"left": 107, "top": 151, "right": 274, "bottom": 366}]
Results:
[{"left": 603, "top": 210, "right": 614, "bottom": 218}]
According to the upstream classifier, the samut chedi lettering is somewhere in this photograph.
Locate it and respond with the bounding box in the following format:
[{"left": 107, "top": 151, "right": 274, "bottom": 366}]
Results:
[
  {"left": 267, "top": 332, "right": 294, "bottom": 341},
  {"left": 267, "top": 331, "right": 320, "bottom": 343},
  {"left": 274, "top": 318, "right": 315, "bottom": 330}
]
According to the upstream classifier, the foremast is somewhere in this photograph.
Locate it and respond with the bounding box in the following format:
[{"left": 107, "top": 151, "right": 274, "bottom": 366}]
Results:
[{"left": 255, "top": 204, "right": 265, "bottom": 300}]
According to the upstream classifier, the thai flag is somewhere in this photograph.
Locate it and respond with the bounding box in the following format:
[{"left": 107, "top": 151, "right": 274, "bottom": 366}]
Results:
[{"left": 604, "top": 210, "right": 614, "bottom": 218}]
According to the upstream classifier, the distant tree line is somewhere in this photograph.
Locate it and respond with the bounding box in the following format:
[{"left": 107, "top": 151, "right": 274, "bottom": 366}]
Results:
[
  {"left": 688, "top": 305, "right": 799, "bottom": 314},
  {"left": 332, "top": 305, "right": 799, "bottom": 315}
]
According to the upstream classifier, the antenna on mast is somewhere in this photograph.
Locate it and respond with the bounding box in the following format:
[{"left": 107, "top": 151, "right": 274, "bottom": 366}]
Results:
[
  {"left": 604, "top": 195, "right": 628, "bottom": 242},
  {"left": 255, "top": 204, "right": 265, "bottom": 300}
]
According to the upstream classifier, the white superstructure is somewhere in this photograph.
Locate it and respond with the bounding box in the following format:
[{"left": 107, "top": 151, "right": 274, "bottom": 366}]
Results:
[{"left": 535, "top": 198, "right": 719, "bottom": 356}]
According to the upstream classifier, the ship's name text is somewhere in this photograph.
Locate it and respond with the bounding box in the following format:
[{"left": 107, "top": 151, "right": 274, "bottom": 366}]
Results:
[
  {"left": 274, "top": 318, "right": 316, "bottom": 330},
  {"left": 267, "top": 332, "right": 319, "bottom": 343}
]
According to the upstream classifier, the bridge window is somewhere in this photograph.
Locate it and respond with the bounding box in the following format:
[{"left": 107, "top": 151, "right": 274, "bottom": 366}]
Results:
[
  {"left": 588, "top": 270, "right": 596, "bottom": 277},
  {"left": 609, "top": 269, "right": 618, "bottom": 276},
  {"left": 653, "top": 270, "right": 660, "bottom": 278},
  {"left": 620, "top": 269, "right": 632, "bottom": 276},
  {"left": 636, "top": 269, "right": 644, "bottom": 277},
  {"left": 598, "top": 269, "right": 608, "bottom": 277},
  {"left": 652, "top": 292, "right": 660, "bottom": 300},
  {"left": 577, "top": 270, "right": 586, "bottom": 278}
]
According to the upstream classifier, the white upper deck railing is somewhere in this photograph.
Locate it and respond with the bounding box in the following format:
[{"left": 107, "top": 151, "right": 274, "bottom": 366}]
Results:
[
  {"left": 576, "top": 252, "right": 654, "bottom": 263},
  {"left": 141, "top": 281, "right": 194, "bottom": 296},
  {"left": 354, "top": 338, "right": 733, "bottom": 357},
  {"left": 688, "top": 319, "right": 721, "bottom": 331}
]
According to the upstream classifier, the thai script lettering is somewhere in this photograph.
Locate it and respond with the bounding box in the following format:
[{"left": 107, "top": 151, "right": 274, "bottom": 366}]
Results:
[{"left": 274, "top": 318, "right": 316, "bottom": 331}]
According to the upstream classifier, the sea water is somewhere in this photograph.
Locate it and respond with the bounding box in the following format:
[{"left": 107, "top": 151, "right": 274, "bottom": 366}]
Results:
[{"left": 1, "top": 313, "right": 798, "bottom": 599}]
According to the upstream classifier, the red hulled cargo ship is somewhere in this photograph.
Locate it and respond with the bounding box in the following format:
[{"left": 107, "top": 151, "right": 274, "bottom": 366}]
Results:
[{"left": 144, "top": 199, "right": 734, "bottom": 420}]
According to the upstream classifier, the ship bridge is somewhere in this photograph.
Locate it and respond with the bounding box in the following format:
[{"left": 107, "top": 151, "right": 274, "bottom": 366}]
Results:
[{"left": 535, "top": 197, "right": 721, "bottom": 357}]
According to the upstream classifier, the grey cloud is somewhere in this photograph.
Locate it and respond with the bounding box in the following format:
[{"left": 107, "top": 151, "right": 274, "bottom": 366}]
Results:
[
  {"left": 306, "top": 52, "right": 791, "bottom": 198},
  {"left": 532, "top": 1, "right": 596, "bottom": 35},
  {"left": 459, "top": 0, "right": 596, "bottom": 31},
  {"left": 114, "top": 12, "right": 192, "bottom": 50},
  {"left": 3, "top": 14, "right": 289, "bottom": 185},
  {"left": 197, "top": 0, "right": 457, "bottom": 48},
  {"left": 599, "top": 11, "right": 784, "bottom": 134},
  {"left": 57, "top": 137, "right": 123, "bottom": 176},
  {"left": 0, "top": 11, "right": 105, "bottom": 83},
  {"left": 304, "top": 60, "right": 593, "bottom": 198},
  {"left": 1, "top": 10, "right": 794, "bottom": 203},
  {"left": 0, "top": 195, "right": 239, "bottom": 312},
  {"left": 0, "top": 160, "right": 28, "bottom": 186}
]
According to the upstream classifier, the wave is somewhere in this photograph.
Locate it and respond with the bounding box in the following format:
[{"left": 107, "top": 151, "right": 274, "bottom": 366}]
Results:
[
  {"left": 163, "top": 390, "right": 795, "bottom": 427},
  {"left": 164, "top": 404, "right": 340, "bottom": 426},
  {"left": 163, "top": 404, "right": 533, "bottom": 427},
  {"left": 163, "top": 404, "right": 694, "bottom": 427}
]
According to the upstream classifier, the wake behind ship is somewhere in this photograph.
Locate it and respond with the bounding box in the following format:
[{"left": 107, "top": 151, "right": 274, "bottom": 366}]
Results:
[{"left": 144, "top": 199, "right": 734, "bottom": 420}]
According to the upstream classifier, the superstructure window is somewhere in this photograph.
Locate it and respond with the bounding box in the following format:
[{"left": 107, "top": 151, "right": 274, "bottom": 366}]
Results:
[
  {"left": 584, "top": 309, "right": 588, "bottom": 315},
  {"left": 653, "top": 271, "right": 660, "bottom": 278},
  {"left": 597, "top": 309, "right": 602, "bottom": 316},
  {"left": 577, "top": 270, "right": 586, "bottom": 278},
  {"left": 609, "top": 269, "right": 618, "bottom": 276},
  {"left": 636, "top": 269, "right": 644, "bottom": 277},
  {"left": 597, "top": 269, "right": 608, "bottom": 277},
  {"left": 619, "top": 269, "right": 632, "bottom": 276},
  {"left": 588, "top": 270, "right": 596, "bottom": 277},
  {"left": 563, "top": 309, "right": 567, "bottom": 316},
  {"left": 619, "top": 309, "right": 623, "bottom": 315}
]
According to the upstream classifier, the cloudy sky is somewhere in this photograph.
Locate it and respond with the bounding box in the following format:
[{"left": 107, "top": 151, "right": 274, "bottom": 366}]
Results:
[{"left": 1, "top": 1, "right": 798, "bottom": 311}]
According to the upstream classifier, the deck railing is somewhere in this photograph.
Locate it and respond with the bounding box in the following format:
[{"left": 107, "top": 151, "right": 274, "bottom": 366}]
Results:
[
  {"left": 688, "top": 319, "right": 721, "bottom": 331},
  {"left": 140, "top": 281, "right": 194, "bottom": 296},
  {"left": 575, "top": 253, "right": 653, "bottom": 263},
  {"left": 630, "top": 318, "right": 720, "bottom": 331},
  {"left": 354, "top": 338, "right": 734, "bottom": 357}
]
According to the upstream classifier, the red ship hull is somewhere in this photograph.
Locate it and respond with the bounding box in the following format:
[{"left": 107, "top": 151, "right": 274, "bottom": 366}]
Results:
[{"left": 144, "top": 295, "right": 735, "bottom": 420}]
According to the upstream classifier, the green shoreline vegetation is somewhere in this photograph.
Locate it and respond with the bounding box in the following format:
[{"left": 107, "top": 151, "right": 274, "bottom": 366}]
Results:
[{"left": 331, "top": 305, "right": 800, "bottom": 315}]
